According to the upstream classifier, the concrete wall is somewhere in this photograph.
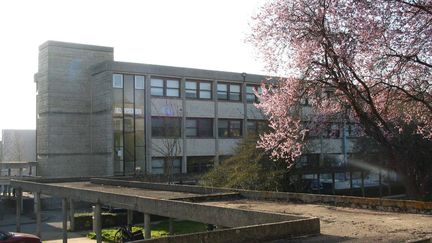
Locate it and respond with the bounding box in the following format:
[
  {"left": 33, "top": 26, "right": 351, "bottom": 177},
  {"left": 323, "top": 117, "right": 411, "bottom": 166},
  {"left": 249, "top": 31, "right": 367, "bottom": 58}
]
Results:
[
  {"left": 0, "top": 130, "right": 36, "bottom": 162},
  {"left": 35, "top": 41, "right": 113, "bottom": 177}
]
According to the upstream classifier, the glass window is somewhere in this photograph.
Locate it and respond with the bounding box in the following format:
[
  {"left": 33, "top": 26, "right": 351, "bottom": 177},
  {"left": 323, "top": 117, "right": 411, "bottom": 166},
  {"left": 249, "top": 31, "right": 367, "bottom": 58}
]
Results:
[
  {"left": 247, "top": 120, "right": 267, "bottom": 135},
  {"left": 186, "top": 118, "right": 213, "bottom": 137},
  {"left": 218, "top": 120, "right": 229, "bottom": 137},
  {"left": 186, "top": 119, "right": 198, "bottom": 137},
  {"left": 246, "top": 85, "right": 256, "bottom": 103},
  {"left": 187, "top": 156, "right": 214, "bottom": 174},
  {"left": 151, "top": 117, "right": 181, "bottom": 137},
  {"left": 172, "top": 158, "right": 182, "bottom": 174},
  {"left": 199, "top": 82, "right": 212, "bottom": 99},
  {"left": 135, "top": 76, "right": 145, "bottom": 89},
  {"left": 151, "top": 78, "right": 164, "bottom": 96},
  {"left": 124, "top": 75, "right": 134, "bottom": 104},
  {"left": 185, "top": 81, "right": 197, "bottom": 98},
  {"left": 113, "top": 74, "right": 123, "bottom": 88},
  {"left": 151, "top": 159, "right": 164, "bottom": 174},
  {"left": 166, "top": 80, "right": 180, "bottom": 97},
  {"left": 217, "top": 84, "right": 228, "bottom": 100},
  {"left": 229, "top": 84, "right": 241, "bottom": 101},
  {"left": 219, "top": 119, "right": 242, "bottom": 138}
]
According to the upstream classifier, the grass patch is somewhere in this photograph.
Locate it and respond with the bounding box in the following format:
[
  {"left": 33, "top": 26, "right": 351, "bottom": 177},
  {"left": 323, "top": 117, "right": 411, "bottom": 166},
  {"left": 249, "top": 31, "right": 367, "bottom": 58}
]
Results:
[{"left": 87, "top": 220, "right": 207, "bottom": 242}]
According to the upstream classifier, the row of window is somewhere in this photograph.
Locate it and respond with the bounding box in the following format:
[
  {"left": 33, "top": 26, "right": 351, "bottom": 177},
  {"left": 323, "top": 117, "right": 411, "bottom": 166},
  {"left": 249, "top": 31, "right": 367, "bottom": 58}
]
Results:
[
  {"left": 151, "top": 156, "right": 214, "bottom": 175},
  {"left": 113, "top": 74, "right": 261, "bottom": 102},
  {"left": 151, "top": 117, "right": 267, "bottom": 138}
]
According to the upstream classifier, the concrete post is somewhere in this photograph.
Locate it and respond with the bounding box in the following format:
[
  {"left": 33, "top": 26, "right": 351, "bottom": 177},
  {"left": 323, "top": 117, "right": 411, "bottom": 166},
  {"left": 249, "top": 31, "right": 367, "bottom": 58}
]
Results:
[
  {"left": 16, "top": 188, "right": 22, "bottom": 232},
  {"left": 169, "top": 218, "right": 174, "bottom": 235},
  {"left": 69, "top": 199, "right": 75, "bottom": 231},
  {"left": 62, "top": 198, "right": 68, "bottom": 243},
  {"left": 127, "top": 209, "right": 133, "bottom": 225},
  {"left": 94, "top": 204, "right": 102, "bottom": 243},
  {"left": 35, "top": 192, "right": 41, "bottom": 238},
  {"left": 144, "top": 213, "right": 151, "bottom": 239}
]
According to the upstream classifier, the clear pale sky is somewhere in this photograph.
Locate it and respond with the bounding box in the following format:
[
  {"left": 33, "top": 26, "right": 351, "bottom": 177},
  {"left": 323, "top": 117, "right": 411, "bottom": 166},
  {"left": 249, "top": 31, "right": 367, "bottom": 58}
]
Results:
[{"left": 0, "top": 0, "right": 268, "bottom": 136}]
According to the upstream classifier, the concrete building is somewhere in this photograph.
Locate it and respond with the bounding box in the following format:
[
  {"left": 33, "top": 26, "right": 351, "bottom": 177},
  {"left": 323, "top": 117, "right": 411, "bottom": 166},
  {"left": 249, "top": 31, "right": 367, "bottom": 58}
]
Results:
[
  {"left": 35, "top": 41, "right": 268, "bottom": 177},
  {"left": 1, "top": 129, "right": 36, "bottom": 162}
]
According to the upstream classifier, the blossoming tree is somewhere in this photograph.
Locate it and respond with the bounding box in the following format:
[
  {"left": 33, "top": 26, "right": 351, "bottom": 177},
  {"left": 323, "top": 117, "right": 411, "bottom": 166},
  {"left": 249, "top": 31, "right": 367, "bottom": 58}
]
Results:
[{"left": 250, "top": 0, "right": 431, "bottom": 198}]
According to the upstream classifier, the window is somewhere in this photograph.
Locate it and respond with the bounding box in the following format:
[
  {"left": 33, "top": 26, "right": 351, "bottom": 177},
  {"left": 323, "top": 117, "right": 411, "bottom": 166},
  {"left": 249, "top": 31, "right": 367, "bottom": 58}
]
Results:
[
  {"left": 135, "top": 76, "right": 145, "bottom": 89},
  {"left": 218, "top": 119, "right": 242, "bottom": 138},
  {"left": 246, "top": 85, "right": 262, "bottom": 103},
  {"left": 151, "top": 77, "right": 180, "bottom": 97},
  {"left": 151, "top": 158, "right": 182, "bottom": 174},
  {"left": 247, "top": 120, "right": 267, "bottom": 135},
  {"left": 187, "top": 156, "right": 214, "bottom": 173},
  {"left": 217, "top": 82, "right": 241, "bottom": 101},
  {"left": 113, "top": 74, "right": 123, "bottom": 88},
  {"left": 151, "top": 117, "right": 181, "bottom": 137},
  {"left": 186, "top": 80, "right": 212, "bottom": 99},
  {"left": 186, "top": 118, "right": 213, "bottom": 137}
]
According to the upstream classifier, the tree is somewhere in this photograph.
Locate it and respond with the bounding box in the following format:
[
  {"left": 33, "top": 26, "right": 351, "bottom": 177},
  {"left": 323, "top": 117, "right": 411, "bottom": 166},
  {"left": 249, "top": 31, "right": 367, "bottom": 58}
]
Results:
[
  {"left": 200, "top": 135, "right": 289, "bottom": 191},
  {"left": 250, "top": 0, "right": 432, "bottom": 198}
]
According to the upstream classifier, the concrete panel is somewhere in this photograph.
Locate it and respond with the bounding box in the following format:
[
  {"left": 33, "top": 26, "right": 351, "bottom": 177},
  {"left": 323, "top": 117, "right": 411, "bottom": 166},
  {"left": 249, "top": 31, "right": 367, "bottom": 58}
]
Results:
[
  {"left": 152, "top": 139, "right": 183, "bottom": 157},
  {"left": 218, "top": 139, "right": 241, "bottom": 155},
  {"left": 246, "top": 104, "right": 264, "bottom": 119},
  {"left": 37, "top": 154, "right": 110, "bottom": 177},
  {"left": 185, "top": 139, "right": 215, "bottom": 156},
  {"left": 150, "top": 98, "right": 183, "bottom": 117},
  {"left": 218, "top": 102, "right": 244, "bottom": 119},
  {"left": 185, "top": 100, "right": 215, "bottom": 118}
]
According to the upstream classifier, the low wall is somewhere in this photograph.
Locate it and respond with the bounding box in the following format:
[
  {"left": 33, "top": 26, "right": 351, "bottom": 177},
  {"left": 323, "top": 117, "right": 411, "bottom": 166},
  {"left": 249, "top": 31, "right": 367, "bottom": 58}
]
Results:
[
  {"left": 89, "top": 178, "right": 432, "bottom": 214},
  {"left": 237, "top": 190, "right": 432, "bottom": 214},
  {"left": 139, "top": 219, "right": 320, "bottom": 243}
]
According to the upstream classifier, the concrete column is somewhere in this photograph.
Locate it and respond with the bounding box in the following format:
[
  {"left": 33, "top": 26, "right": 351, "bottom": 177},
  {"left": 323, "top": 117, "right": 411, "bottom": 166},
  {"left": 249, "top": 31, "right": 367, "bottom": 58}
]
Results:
[
  {"left": 62, "top": 198, "right": 68, "bottom": 243},
  {"left": 94, "top": 204, "right": 102, "bottom": 243},
  {"left": 35, "top": 192, "right": 41, "bottom": 238},
  {"left": 127, "top": 209, "right": 133, "bottom": 225},
  {"left": 168, "top": 218, "right": 174, "bottom": 235},
  {"left": 145, "top": 74, "right": 152, "bottom": 174},
  {"left": 214, "top": 80, "right": 219, "bottom": 166},
  {"left": 181, "top": 77, "right": 187, "bottom": 174},
  {"left": 16, "top": 188, "right": 22, "bottom": 232},
  {"left": 69, "top": 199, "right": 75, "bottom": 231},
  {"left": 144, "top": 213, "right": 151, "bottom": 239}
]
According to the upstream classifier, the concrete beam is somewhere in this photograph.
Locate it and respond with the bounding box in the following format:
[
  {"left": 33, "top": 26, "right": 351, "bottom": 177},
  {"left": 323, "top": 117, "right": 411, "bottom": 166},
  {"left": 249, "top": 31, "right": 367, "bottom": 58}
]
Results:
[
  {"left": 69, "top": 199, "right": 75, "bottom": 231},
  {"left": 10, "top": 180, "right": 305, "bottom": 227}
]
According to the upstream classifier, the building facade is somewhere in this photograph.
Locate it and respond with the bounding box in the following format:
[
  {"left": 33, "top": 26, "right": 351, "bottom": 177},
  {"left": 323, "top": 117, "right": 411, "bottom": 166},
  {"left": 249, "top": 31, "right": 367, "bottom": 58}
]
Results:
[
  {"left": 1, "top": 129, "right": 36, "bottom": 162},
  {"left": 35, "top": 41, "right": 267, "bottom": 177}
]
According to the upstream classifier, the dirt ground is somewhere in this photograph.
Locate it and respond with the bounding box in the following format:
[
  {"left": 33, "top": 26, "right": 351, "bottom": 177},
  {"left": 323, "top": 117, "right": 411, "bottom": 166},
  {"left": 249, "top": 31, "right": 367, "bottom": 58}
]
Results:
[{"left": 201, "top": 199, "right": 432, "bottom": 242}]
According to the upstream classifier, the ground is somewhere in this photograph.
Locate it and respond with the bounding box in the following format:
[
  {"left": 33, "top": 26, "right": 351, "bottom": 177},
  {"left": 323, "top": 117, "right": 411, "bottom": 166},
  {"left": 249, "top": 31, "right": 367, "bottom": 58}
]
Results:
[{"left": 201, "top": 199, "right": 432, "bottom": 242}]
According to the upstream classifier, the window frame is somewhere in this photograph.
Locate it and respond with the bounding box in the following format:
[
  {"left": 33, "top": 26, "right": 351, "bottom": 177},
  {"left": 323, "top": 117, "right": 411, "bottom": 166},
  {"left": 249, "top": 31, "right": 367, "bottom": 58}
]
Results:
[
  {"left": 218, "top": 119, "right": 243, "bottom": 138},
  {"left": 217, "top": 82, "right": 242, "bottom": 101},
  {"left": 185, "top": 80, "right": 213, "bottom": 100},
  {"left": 151, "top": 116, "right": 182, "bottom": 138},
  {"left": 186, "top": 118, "right": 213, "bottom": 138},
  {"left": 246, "top": 85, "right": 261, "bottom": 103},
  {"left": 150, "top": 77, "right": 181, "bottom": 98}
]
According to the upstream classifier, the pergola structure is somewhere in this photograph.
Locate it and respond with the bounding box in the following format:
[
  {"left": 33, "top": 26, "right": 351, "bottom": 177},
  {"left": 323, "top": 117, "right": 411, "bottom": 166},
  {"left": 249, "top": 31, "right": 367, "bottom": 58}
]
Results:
[{"left": 10, "top": 178, "right": 320, "bottom": 243}]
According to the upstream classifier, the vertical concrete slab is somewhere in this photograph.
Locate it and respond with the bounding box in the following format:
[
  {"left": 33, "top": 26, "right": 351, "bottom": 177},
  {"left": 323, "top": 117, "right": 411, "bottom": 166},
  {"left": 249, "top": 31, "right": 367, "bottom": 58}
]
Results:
[
  {"left": 144, "top": 213, "right": 151, "bottom": 239},
  {"left": 169, "top": 218, "right": 174, "bottom": 235},
  {"left": 35, "top": 192, "right": 41, "bottom": 238},
  {"left": 69, "top": 199, "right": 75, "bottom": 231},
  {"left": 94, "top": 203, "right": 102, "bottom": 243},
  {"left": 16, "top": 188, "right": 22, "bottom": 232},
  {"left": 127, "top": 209, "right": 133, "bottom": 225},
  {"left": 62, "top": 198, "right": 68, "bottom": 243}
]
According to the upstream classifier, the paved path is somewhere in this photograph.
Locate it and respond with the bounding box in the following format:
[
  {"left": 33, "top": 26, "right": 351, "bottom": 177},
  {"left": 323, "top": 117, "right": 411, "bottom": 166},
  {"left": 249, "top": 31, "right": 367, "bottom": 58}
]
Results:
[{"left": 0, "top": 210, "right": 96, "bottom": 243}]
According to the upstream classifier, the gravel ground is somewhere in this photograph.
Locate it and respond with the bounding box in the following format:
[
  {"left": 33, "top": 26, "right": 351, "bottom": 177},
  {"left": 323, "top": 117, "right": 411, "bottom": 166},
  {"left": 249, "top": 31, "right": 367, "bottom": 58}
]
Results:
[{"left": 201, "top": 199, "right": 432, "bottom": 242}]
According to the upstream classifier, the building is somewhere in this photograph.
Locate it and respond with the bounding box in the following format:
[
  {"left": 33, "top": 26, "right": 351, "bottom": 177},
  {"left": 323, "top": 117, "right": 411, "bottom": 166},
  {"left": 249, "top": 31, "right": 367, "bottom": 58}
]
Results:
[
  {"left": 1, "top": 129, "right": 36, "bottom": 162},
  {"left": 35, "top": 41, "right": 268, "bottom": 177}
]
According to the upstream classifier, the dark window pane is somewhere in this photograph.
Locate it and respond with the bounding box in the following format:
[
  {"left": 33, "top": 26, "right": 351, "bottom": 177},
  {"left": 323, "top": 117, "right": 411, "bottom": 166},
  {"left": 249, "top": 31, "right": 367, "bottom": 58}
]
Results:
[
  {"left": 186, "top": 119, "right": 198, "bottom": 137},
  {"left": 113, "top": 89, "right": 123, "bottom": 117},
  {"left": 151, "top": 159, "right": 164, "bottom": 174},
  {"left": 187, "top": 156, "right": 214, "bottom": 173},
  {"left": 218, "top": 120, "right": 229, "bottom": 137},
  {"left": 151, "top": 117, "right": 164, "bottom": 137},
  {"left": 124, "top": 75, "right": 134, "bottom": 104},
  {"left": 198, "top": 119, "right": 213, "bottom": 137},
  {"left": 230, "top": 120, "right": 242, "bottom": 137},
  {"left": 135, "top": 118, "right": 145, "bottom": 146}
]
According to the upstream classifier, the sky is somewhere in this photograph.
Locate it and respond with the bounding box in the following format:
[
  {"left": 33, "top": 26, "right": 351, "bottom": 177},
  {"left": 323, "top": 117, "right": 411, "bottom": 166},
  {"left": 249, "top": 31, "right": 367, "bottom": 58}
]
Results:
[{"left": 0, "top": 0, "right": 268, "bottom": 137}]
